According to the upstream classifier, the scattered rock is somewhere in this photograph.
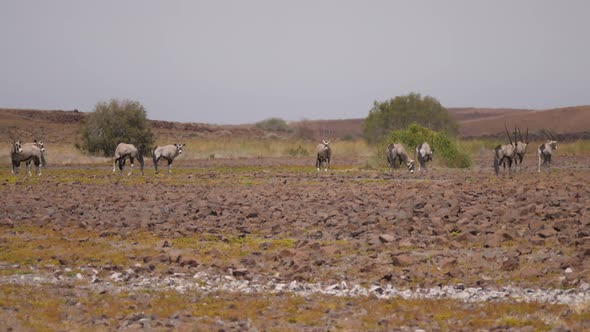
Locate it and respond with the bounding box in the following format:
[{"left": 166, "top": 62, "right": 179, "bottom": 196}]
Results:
[{"left": 379, "top": 234, "right": 395, "bottom": 243}]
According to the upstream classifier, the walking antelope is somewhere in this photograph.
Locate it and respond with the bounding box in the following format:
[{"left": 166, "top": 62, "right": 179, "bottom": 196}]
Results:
[
  {"left": 415, "top": 141, "right": 433, "bottom": 172},
  {"left": 514, "top": 127, "right": 529, "bottom": 171},
  {"left": 11, "top": 141, "right": 45, "bottom": 176},
  {"left": 493, "top": 124, "right": 517, "bottom": 176},
  {"left": 316, "top": 139, "right": 331, "bottom": 171},
  {"left": 113, "top": 143, "right": 144, "bottom": 176},
  {"left": 387, "top": 143, "right": 415, "bottom": 173},
  {"left": 538, "top": 131, "right": 557, "bottom": 172},
  {"left": 153, "top": 144, "right": 185, "bottom": 174}
]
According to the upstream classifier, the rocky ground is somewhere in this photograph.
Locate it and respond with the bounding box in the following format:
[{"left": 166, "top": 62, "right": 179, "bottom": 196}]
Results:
[{"left": 1, "top": 155, "right": 589, "bottom": 330}]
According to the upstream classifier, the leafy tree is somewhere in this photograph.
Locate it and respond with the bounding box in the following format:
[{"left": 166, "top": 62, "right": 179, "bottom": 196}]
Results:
[
  {"left": 388, "top": 124, "right": 471, "bottom": 168},
  {"left": 78, "top": 99, "right": 154, "bottom": 156},
  {"left": 255, "top": 118, "right": 291, "bottom": 132},
  {"left": 363, "top": 93, "right": 458, "bottom": 144}
]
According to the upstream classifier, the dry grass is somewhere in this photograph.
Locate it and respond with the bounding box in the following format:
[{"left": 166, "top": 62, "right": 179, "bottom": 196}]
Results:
[
  {"left": 4, "top": 137, "right": 588, "bottom": 169},
  {"left": 0, "top": 284, "right": 585, "bottom": 330},
  {"left": 2, "top": 139, "right": 372, "bottom": 166},
  {"left": 172, "top": 137, "right": 372, "bottom": 160}
]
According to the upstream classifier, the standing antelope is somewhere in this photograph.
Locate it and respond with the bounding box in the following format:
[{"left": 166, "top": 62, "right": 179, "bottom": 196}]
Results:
[
  {"left": 514, "top": 127, "right": 529, "bottom": 171},
  {"left": 493, "top": 124, "right": 517, "bottom": 176},
  {"left": 153, "top": 144, "right": 185, "bottom": 174},
  {"left": 316, "top": 139, "right": 331, "bottom": 171},
  {"left": 387, "top": 143, "right": 415, "bottom": 173},
  {"left": 113, "top": 143, "right": 144, "bottom": 176},
  {"left": 415, "top": 142, "right": 433, "bottom": 172},
  {"left": 9, "top": 141, "right": 23, "bottom": 174},
  {"left": 538, "top": 131, "right": 557, "bottom": 172},
  {"left": 11, "top": 141, "right": 45, "bottom": 176},
  {"left": 23, "top": 139, "right": 46, "bottom": 169}
]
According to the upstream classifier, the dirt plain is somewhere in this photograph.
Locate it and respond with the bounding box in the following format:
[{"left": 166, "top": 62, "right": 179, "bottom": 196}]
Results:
[{"left": 1, "top": 152, "right": 589, "bottom": 331}]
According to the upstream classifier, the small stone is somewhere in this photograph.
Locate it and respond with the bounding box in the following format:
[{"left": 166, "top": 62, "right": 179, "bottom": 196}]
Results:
[
  {"left": 379, "top": 234, "right": 395, "bottom": 243},
  {"left": 391, "top": 254, "right": 415, "bottom": 267},
  {"left": 232, "top": 268, "right": 248, "bottom": 277},
  {"left": 501, "top": 256, "right": 520, "bottom": 271},
  {"left": 0, "top": 218, "right": 14, "bottom": 228}
]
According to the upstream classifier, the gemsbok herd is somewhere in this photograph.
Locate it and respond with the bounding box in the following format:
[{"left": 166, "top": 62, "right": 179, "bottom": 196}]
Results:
[
  {"left": 8, "top": 128, "right": 560, "bottom": 177},
  {"left": 493, "top": 125, "right": 558, "bottom": 176}
]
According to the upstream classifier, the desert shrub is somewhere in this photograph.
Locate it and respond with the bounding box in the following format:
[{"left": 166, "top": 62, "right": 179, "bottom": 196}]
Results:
[
  {"left": 387, "top": 124, "right": 471, "bottom": 168},
  {"left": 363, "top": 93, "right": 458, "bottom": 144},
  {"left": 256, "top": 118, "right": 291, "bottom": 132},
  {"left": 78, "top": 99, "right": 154, "bottom": 156},
  {"left": 341, "top": 134, "right": 355, "bottom": 141},
  {"left": 285, "top": 145, "right": 310, "bottom": 157}
]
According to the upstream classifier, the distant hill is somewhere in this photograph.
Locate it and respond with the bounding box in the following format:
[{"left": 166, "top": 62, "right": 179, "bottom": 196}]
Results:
[
  {"left": 2, "top": 105, "right": 590, "bottom": 144},
  {"left": 290, "top": 106, "right": 590, "bottom": 140},
  {"left": 0, "top": 108, "right": 265, "bottom": 144},
  {"left": 452, "top": 106, "right": 590, "bottom": 139}
]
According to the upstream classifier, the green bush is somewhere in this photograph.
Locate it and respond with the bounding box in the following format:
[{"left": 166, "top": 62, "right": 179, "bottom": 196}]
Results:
[
  {"left": 78, "top": 99, "right": 154, "bottom": 157},
  {"left": 363, "top": 93, "right": 458, "bottom": 144},
  {"left": 387, "top": 124, "right": 471, "bottom": 168},
  {"left": 256, "top": 118, "right": 291, "bottom": 132}
]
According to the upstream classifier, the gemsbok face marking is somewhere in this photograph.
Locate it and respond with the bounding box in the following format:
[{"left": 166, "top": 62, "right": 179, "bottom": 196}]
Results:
[
  {"left": 494, "top": 124, "right": 517, "bottom": 176},
  {"left": 387, "top": 143, "right": 415, "bottom": 173},
  {"left": 538, "top": 131, "right": 557, "bottom": 172},
  {"left": 12, "top": 141, "right": 23, "bottom": 153},
  {"left": 153, "top": 143, "right": 185, "bottom": 174},
  {"left": 415, "top": 142, "right": 433, "bottom": 172},
  {"left": 10, "top": 141, "right": 23, "bottom": 175},
  {"left": 316, "top": 139, "right": 331, "bottom": 171},
  {"left": 11, "top": 141, "right": 45, "bottom": 176},
  {"left": 113, "top": 143, "right": 144, "bottom": 176},
  {"left": 27, "top": 140, "right": 45, "bottom": 153}
]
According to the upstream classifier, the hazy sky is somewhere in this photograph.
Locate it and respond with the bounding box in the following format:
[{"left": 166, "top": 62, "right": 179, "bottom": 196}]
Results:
[{"left": 1, "top": 1, "right": 589, "bottom": 124}]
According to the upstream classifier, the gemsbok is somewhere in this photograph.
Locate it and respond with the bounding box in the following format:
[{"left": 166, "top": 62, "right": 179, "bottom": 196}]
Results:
[
  {"left": 415, "top": 141, "right": 433, "bottom": 172},
  {"left": 11, "top": 141, "right": 45, "bottom": 176},
  {"left": 316, "top": 139, "right": 331, "bottom": 171},
  {"left": 514, "top": 127, "right": 529, "bottom": 171},
  {"left": 113, "top": 143, "right": 144, "bottom": 176},
  {"left": 23, "top": 139, "right": 46, "bottom": 169},
  {"left": 9, "top": 141, "right": 23, "bottom": 174},
  {"left": 493, "top": 124, "right": 517, "bottom": 176},
  {"left": 153, "top": 144, "right": 185, "bottom": 174},
  {"left": 387, "top": 143, "right": 415, "bottom": 173},
  {"left": 538, "top": 131, "right": 557, "bottom": 172}
]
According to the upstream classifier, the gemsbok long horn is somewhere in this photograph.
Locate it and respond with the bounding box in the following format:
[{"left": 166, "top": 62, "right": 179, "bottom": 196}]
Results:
[{"left": 504, "top": 123, "right": 513, "bottom": 145}]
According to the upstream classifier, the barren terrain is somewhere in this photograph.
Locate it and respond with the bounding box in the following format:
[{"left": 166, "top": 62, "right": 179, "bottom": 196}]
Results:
[
  {"left": 1, "top": 107, "right": 590, "bottom": 330},
  {"left": 1, "top": 153, "right": 589, "bottom": 330}
]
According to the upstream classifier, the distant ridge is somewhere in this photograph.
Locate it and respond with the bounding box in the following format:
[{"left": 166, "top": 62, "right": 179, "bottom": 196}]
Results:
[{"left": 1, "top": 105, "right": 590, "bottom": 142}]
